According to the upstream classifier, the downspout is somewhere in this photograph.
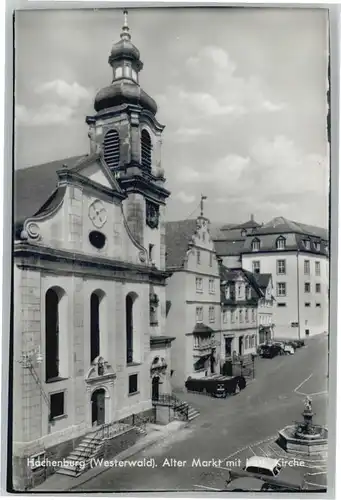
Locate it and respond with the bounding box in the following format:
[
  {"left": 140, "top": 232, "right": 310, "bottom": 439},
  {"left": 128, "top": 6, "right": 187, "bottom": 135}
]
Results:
[{"left": 296, "top": 249, "right": 301, "bottom": 340}]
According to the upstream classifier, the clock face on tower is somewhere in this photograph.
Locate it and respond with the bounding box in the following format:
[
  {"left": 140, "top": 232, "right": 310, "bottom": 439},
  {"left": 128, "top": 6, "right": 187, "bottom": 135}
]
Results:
[{"left": 88, "top": 200, "right": 107, "bottom": 229}]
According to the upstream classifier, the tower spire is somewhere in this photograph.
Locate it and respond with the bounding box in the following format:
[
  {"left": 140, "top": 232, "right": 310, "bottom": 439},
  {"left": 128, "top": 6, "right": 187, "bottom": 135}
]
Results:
[
  {"left": 200, "top": 194, "right": 207, "bottom": 217},
  {"left": 121, "top": 9, "right": 131, "bottom": 41}
]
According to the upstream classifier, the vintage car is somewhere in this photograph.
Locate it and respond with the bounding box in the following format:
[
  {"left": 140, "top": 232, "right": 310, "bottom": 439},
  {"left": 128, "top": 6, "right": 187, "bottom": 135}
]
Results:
[
  {"left": 260, "top": 344, "right": 282, "bottom": 358},
  {"left": 289, "top": 340, "right": 305, "bottom": 348},
  {"left": 283, "top": 343, "right": 295, "bottom": 355},
  {"left": 226, "top": 456, "right": 305, "bottom": 491},
  {"left": 185, "top": 375, "right": 246, "bottom": 397},
  {"left": 244, "top": 456, "right": 304, "bottom": 489}
]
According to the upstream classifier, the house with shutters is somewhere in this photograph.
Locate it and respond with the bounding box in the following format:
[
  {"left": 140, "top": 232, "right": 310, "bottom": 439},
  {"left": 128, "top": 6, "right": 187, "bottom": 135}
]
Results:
[
  {"left": 219, "top": 266, "right": 262, "bottom": 371},
  {"left": 254, "top": 273, "right": 275, "bottom": 344},
  {"left": 12, "top": 11, "right": 177, "bottom": 489},
  {"left": 165, "top": 209, "right": 222, "bottom": 391}
]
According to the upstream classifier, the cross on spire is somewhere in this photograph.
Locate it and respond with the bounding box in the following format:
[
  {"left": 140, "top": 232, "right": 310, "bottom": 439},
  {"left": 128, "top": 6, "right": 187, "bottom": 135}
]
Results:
[
  {"left": 121, "top": 9, "right": 131, "bottom": 40},
  {"left": 200, "top": 194, "right": 207, "bottom": 217}
]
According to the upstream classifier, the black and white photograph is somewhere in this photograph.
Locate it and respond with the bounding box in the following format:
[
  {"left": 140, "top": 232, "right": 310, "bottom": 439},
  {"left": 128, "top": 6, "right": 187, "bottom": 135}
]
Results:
[{"left": 8, "top": 4, "right": 333, "bottom": 494}]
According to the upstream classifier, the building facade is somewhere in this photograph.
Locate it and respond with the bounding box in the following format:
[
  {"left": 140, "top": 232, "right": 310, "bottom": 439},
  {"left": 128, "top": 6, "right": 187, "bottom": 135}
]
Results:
[
  {"left": 254, "top": 273, "right": 275, "bottom": 344},
  {"left": 12, "top": 13, "right": 174, "bottom": 489},
  {"left": 165, "top": 216, "right": 221, "bottom": 391},
  {"left": 219, "top": 267, "right": 262, "bottom": 372},
  {"left": 215, "top": 217, "right": 329, "bottom": 340}
]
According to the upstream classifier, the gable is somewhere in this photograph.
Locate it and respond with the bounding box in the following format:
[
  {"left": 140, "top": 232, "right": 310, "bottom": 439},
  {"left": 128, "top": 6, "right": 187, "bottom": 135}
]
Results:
[
  {"left": 70, "top": 153, "right": 122, "bottom": 193},
  {"left": 14, "top": 155, "right": 83, "bottom": 224},
  {"left": 77, "top": 162, "right": 112, "bottom": 189}
]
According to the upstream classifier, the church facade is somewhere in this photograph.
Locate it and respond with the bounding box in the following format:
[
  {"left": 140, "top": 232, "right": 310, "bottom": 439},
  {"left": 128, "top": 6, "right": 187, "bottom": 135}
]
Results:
[{"left": 12, "top": 13, "right": 174, "bottom": 489}]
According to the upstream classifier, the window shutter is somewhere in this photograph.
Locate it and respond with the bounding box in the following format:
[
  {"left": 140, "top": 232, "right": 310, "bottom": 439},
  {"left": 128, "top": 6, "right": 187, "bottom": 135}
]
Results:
[
  {"left": 141, "top": 130, "right": 152, "bottom": 170},
  {"left": 103, "top": 130, "right": 120, "bottom": 168}
]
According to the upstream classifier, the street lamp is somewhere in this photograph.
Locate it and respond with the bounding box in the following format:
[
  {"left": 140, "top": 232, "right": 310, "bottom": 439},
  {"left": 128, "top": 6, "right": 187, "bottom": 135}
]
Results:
[{"left": 19, "top": 346, "right": 43, "bottom": 368}]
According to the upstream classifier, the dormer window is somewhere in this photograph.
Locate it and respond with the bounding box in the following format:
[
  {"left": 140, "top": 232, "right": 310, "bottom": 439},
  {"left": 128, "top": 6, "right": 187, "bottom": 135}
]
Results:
[
  {"left": 103, "top": 129, "right": 120, "bottom": 169},
  {"left": 225, "top": 285, "right": 230, "bottom": 299},
  {"left": 241, "top": 229, "right": 246, "bottom": 237},
  {"left": 247, "top": 286, "right": 252, "bottom": 299},
  {"left": 303, "top": 239, "right": 311, "bottom": 250},
  {"left": 251, "top": 238, "right": 260, "bottom": 252},
  {"left": 276, "top": 236, "right": 286, "bottom": 250},
  {"left": 141, "top": 130, "right": 152, "bottom": 170},
  {"left": 315, "top": 241, "right": 321, "bottom": 251}
]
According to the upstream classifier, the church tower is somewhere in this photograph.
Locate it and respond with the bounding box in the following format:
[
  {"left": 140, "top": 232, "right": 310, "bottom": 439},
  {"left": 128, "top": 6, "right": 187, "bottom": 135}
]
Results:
[{"left": 86, "top": 10, "right": 170, "bottom": 270}]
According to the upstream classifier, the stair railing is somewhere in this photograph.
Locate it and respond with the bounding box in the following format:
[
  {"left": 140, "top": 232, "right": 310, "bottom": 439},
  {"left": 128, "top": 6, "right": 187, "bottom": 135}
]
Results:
[
  {"left": 74, "top": 421, "right": 135, "bottom": 468},
  {"left": 76, "top": 426, "right": 104, "bottom": 468},
  {"left": 152, "top": 393, "right": 190, "bottom": 420}
]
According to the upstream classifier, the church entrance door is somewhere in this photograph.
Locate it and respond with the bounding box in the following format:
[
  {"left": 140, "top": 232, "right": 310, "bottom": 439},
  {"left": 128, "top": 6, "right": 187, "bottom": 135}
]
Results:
[
  {"left": 152, "top": 376, "right": 160, "bottom": 401},
  {"left": 91, "top": 388, "right": 105, "bottom": 426}
]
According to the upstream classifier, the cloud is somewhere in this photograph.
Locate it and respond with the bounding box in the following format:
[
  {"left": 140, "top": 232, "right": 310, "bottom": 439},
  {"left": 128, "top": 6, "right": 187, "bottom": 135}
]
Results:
[
  {"left": 178, "top": 155, "right": 250, "bottom": 185},
  {"left": 174, "top": 191, "right": 196, "bottom": 204},
  {"left": 250, "top": 135, "right": 329, "bottom": 197},
  {"left": 172, "top": 127, "right": 213, "bottom": 143},
  {"left": 157, "top": 46, "right": 285, "bottom": 127},
  {"left": 35, "top": 80, "right": 93, "bottom": 108},
  {"left": 16, "top": 103, "right": 75, "bottom": 126},
  {"left": 172, "top": 134, "right": 328, "bottom": 226},
  {"left": 16, "top": 79, "right": 93, "bottom": 127}
]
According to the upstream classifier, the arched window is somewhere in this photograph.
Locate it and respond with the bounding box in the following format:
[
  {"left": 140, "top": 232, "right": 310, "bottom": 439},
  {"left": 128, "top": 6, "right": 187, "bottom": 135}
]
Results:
[
  {"left": 45, "top": 289, "right": 60, "bottom": 381},
  {"left": 276, "top": 236, "right": 286, "bottom": 250},
  {"left": 103, "top": 130, "right": 120, "bottom": 169},
  {"left": 90, "top": 292, "right": 101, "bottom": 362},
  {"left": 126, "top": 294, "right": 134, "bottom": 363},
  {"left": 251, "top": 238, "right": 260, "bottom": 251},
  {"left": 245, "top": 336, "right": 249, "bottom": 350},
  {"left": 45, "top": 287, "right": 67, "bottom": 381},
  {"left": 141, "top": 129, "right": 152, "bottom": 170}
]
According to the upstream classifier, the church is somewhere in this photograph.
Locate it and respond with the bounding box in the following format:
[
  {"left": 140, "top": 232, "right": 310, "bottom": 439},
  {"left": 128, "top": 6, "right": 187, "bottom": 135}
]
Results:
[{"left": 12, "top": 11, "right": 175, "bottom": 489}]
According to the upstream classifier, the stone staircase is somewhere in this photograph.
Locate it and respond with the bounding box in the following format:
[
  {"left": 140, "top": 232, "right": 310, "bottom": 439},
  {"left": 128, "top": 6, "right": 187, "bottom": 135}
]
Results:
[
  {"left": 56, "top": 432, "right": 104, "bottom": 477},
  {"left": 174, "top": 400, "right": 200, "bottom": 422},
  {"left": 56, "top": 422, "right": 137, "bottom": 477},
  {"left": 152, "top": 393, "right": 200, "bottom": 422}
]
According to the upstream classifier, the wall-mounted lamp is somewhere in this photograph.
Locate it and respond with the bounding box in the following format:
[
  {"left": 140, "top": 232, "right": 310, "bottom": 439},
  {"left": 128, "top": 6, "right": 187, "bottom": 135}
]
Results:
[{"left": 19, "top": 346, "right": 43, "bottom": 368}]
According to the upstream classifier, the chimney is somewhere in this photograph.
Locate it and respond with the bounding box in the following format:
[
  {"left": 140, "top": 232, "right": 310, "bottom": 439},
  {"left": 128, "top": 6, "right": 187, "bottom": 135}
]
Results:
[{"left": 251, "top": 214, "right": 254, "bottom": 222}]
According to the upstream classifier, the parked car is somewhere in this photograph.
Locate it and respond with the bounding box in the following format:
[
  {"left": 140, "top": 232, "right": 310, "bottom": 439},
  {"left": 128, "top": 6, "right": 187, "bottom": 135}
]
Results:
[
  {"left": 283, "top": 344, "right": 295, "bottom": 355},
  {"left": 225, "top": 456, "right": 306, "bottom": 491},
  {"left": 287, "top": 340, "right": 305, "bottom": 349},
  {"left": 244, "top": 456, "right": 304, "bottom": 489},
  {"left": 296, "top": 340, "right": 305, "bottom": 347},
  {"left": 225, "top": 476, "right": 298, "bottom": 492},
  {"left": 185, "top": 375, "right": 246, "bottom": 397},
  {"left": 261, "top": 344, "right": 281, "bottom": 358}
]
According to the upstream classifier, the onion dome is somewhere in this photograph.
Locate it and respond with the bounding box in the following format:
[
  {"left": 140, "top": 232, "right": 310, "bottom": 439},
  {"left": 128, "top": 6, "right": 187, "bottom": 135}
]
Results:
[
  {"left": 109, "top": 11, "right": 142, "bottom": 66},
  {"left": 94, "top": 80, "right": 157, "bottom": 114},
  {"left": 94, "top": 10, "right": 156, "bottom": 114}
]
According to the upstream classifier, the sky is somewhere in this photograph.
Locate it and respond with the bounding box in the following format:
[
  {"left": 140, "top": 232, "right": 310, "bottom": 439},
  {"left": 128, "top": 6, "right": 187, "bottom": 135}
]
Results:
[{"left": 15, "top": 7, "right": 329, "bottom": 227}]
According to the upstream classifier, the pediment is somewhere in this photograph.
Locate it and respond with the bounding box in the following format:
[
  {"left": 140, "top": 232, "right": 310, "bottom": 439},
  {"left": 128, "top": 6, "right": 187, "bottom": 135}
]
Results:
[
  {"left": 81, "top": 162, "right": 113, "bottom": 188},
  {"left": 85, "top": 356, "right": 116, "bottom": 384},
  {"left": 69, "top": 154, "right": 122, "bottom": 193}
]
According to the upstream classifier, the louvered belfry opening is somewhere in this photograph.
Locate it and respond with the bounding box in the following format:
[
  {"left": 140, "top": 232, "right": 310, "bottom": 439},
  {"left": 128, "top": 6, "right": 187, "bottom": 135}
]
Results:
[
  {"left": 141, "top": 129, "right": 152, "bottom": 170},
  {"left": 103, "top": 129, "right": 120, "bottom": 168}
]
